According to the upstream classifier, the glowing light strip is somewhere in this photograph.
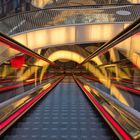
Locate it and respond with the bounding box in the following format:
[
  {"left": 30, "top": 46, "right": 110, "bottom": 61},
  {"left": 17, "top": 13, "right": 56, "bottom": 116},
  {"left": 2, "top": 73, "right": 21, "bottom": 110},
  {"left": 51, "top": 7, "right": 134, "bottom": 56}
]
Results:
[
  {"left": 0, "top": 77, "right": 63, "bottom": 131},
  {"left": 74, "top": 77, "right": 132, "bottom": 140},
  {"left": 81, "top": 75, "right": 140, "bottom": 84},
  {"left": 0, "top": 82, "right": 32, "bottom": 91},
  {"left": 82, "top": 75, "right": 100, "bottom": 82},
  {"left": 120, "top": 79, "right": 140, "bottom": 85},
  {"left": 83, "top": 75, "right": 140, "bottom": 91},
  {"left": 0, "top": 75, "right": 56, "bottom": 91},
  {"left": 0, "top": 79, "right": 16, "bottom": 83},
  {"left": 0, "top": 37, "right": 56, "bottom": 66},
  {"left": 113, "top": 84, "right": 140, "bottom": 95}
]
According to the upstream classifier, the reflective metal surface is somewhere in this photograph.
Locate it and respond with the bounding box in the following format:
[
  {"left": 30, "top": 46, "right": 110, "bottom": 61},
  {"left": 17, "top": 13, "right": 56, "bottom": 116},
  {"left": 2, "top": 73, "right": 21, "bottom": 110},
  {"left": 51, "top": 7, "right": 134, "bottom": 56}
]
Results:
[
  {"left": 72, "top": 19, "right": 140, "bottom": 122},
  {"left": 0, "top": 1, "right": 140, "bottom": 139},
  {"left": 0, "top": 5, "right": 140, "bottom": 36},
  {"left": 0, "top": 33, "right": 59, "bottom": 105},
  {"left": 32, "top": 0, "right": 140, "bottom": 9},
  {"left": 0, "top": 76, "right": 60, "bottom": 122},
  {"left": 1, "top": 76, "right": 117, "bottom": 140},
  {"left": 1, "top": 0, "right": 140, "bottom": 16},
  {"left": 75, "top": 76, "right": 140, "bottom": 139}
]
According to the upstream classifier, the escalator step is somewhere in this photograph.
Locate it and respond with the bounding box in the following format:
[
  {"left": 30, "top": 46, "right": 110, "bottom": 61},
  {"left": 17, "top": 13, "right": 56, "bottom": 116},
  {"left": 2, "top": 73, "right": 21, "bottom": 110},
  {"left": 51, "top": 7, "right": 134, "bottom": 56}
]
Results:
[{"left": 2, "top": 82, "right": 116, "bottom": 140}]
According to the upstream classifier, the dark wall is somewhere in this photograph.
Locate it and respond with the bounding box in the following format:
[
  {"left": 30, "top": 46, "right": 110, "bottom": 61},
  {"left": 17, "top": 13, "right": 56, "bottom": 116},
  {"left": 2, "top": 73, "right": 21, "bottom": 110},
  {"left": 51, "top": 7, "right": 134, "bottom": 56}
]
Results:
[{"left": 0, "top": 0, "right": 36, "bottom": 18}]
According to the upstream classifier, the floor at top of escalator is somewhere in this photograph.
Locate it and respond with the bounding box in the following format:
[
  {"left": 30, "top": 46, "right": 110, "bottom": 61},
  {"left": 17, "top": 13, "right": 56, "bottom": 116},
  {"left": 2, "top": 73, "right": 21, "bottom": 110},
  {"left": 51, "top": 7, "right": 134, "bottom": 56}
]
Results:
[
  {"left": 61, "top": 76, "right": 75, "bottom": 83},
  {"left": 1, "top": 77, "right": 117, "bottom": 140}
]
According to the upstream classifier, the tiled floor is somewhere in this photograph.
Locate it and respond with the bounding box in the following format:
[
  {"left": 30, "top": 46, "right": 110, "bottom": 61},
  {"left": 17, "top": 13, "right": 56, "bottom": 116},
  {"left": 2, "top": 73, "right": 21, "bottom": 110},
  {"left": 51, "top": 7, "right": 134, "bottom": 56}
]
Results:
[{"left": 2, "top": 78, "right": 116, "bottom": 140}]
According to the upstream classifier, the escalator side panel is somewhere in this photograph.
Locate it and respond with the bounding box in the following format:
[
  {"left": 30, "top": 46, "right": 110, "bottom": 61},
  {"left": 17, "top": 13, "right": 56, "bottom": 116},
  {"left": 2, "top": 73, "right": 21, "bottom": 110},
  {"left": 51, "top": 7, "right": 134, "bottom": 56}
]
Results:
[{"left": 2, "top": 78, "right": 116, "bottom": 140}]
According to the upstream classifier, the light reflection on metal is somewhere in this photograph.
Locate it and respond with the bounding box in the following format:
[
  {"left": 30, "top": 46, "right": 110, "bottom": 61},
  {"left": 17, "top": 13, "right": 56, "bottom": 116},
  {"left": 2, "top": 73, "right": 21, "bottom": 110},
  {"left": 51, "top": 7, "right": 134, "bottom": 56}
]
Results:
[
  {"left": 0, "top": 32, "right": 57, "bottom": 66},
  {"left": 41, "top": 83, "right": 51, "bottom": 90},
  {"left": 83, "top": 85, "right": 91, "bottom": 93},
  {"left": 13, "top": 96, "right": 30, "bottom": 109},
  {"left": 32, "top": 0, "right": 51, "bottom": 8},
  {"left": 0, "top": 4, "right": 139, "bottom": 37},
  {"left": 37, "top": 50, "right": 110, "bottom": 87},
  {"left": 84, "top": 84, "right": 100, "bottom": 97},
  {"left": 128, "top": 0, "right": 140, "bottom": 3},
  {"left": 39, "top": 50, "right": 84, "bottom": 83},
  {"left": 78, "top": 16, "right": 140, "bottom": 66},
  {"left": 32, "top": 50, "right": 130, "bottom": 90},
  {"left": 92, "top": 56, "right": 103, "bottom": 65},
  {"left": 18, "top": 66, "right": 39, "bottom": 81},
  {"left": 110, "top": 86, "right": 134, "bottom": 107},
  {"left": 74, "top": 77, "right": 133, "bottom": 140},
  {"left": 0, "top": 77, "right": 63, "bottom": 135},
  {"left": 0, "top": 41, "right": 19, "bottom": 65}
]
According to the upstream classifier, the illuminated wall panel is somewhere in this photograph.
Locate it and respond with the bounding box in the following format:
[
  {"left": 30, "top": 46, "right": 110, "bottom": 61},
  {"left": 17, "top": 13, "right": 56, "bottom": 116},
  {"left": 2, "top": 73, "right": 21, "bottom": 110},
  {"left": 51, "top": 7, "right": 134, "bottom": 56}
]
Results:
[
  {"left": 46, "top": 27, "right": 75, "bottom": 46},
  {"left": 12, "top": 34, "right": 28, "bottom": 46},
  {"left": 115, "top": 37, "right": 131, "bottom": 58},
  {"left": 76, "top": 24, "right": 124, "bottom": 43},
  {"left": 31, "top": 0, "right": 50, "bottom": 8},
  {"left": 27, "top": 30, "right": 48, "bottom": 49},
  {"left": 12, "top": 24, "right": 125, "bottom": 50},
  {"left": 131, "top": 33, "right": 140, "bottom": 54},
  {"left": 12, "top": 26, "right": 75, "bottom": 49},
  {"left": 128, "top": 0, "right": 140, "bottom": 3}
]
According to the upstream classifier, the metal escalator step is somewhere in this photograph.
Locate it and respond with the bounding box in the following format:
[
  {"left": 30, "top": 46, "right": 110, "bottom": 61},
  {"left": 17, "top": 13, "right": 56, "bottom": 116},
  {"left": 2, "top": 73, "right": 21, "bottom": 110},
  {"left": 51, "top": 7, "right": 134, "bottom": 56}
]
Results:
[{"left": 2, "top": 82, "right": 116, "bottom": 140}]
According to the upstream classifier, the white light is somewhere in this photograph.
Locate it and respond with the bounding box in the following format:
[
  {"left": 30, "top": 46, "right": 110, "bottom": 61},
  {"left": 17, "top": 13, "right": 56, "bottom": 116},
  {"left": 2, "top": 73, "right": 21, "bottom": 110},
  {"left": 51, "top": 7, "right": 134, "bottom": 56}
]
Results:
[
  {"left": 116, "top": 10, "right": 131, "bottom": 16},
  {"left": 12, "top": 24, "right": 124, "bottom": 50}
]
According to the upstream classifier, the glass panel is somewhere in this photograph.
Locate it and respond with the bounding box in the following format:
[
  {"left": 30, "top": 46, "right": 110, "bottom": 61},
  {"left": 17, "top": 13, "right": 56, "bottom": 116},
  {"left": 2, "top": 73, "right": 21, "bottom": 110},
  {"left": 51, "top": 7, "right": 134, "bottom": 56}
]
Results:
[
  {"left": 0, "top": 41, "right": 19, "bottom": 64},
  {"left": 0, "top": 39, "right": 59, "bottom": 104},
  {"left": 83, "top": 31, "right": 140, "bottom": 112},
  {"left": 76, "top": 79, "right": 140, "bottom": 139}
]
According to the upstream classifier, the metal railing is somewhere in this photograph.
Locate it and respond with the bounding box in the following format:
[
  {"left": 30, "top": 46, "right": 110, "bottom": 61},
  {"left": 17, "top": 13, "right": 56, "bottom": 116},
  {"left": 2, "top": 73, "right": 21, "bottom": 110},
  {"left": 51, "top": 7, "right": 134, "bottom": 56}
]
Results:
[
  {"left": 0, "top": 4, "right": 140, "bottom": 36},
  {"left": 78, "top": 15, "right": 140, "bottom": 65},
  {"left": 75, "top": 76, "right": 140, "bottom": 140},
  {"left": 0, "top": 32, "right": 57, "bottom": 66}
]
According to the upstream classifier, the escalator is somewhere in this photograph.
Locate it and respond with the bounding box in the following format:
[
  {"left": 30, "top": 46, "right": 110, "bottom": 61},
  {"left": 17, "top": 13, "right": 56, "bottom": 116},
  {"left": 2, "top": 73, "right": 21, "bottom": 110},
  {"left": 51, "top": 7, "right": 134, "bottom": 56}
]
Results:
[{"left": 1, "top": 76, "right": 116, "bottom": 140}]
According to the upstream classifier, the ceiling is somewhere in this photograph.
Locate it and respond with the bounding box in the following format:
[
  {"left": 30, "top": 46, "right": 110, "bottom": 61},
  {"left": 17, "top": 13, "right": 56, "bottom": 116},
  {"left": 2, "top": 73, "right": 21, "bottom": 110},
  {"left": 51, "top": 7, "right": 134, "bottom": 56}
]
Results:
[{"left": 31, "top": 0, "right": 140, "bottom": 8}]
